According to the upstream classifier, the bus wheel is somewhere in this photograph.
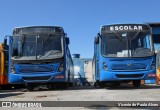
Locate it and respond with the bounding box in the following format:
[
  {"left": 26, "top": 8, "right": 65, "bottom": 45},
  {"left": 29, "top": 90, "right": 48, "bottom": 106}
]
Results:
[
  {"left": 132, "top": 80, "right": 141, "bottom": 88},
  {"left": 62, "top": 83, "right": 68, "bottom": 89},
  {"left": 98, "top": 82, "right": 105, "bottom": 88},
  {"left": 68, "top": 82, "right": 73, "bottom": 87},
  {"left": 56, "top": 83, "right": 68, "bottom": 89},
  {"left": 14, "top": 84, "right": 25, "bottom": 89},
  {"left": 26, "top": 84, "right": 34, "bottom": 91},
  {"left": 0, "top": 85, "right": 12, "bottom": 90},
  {"left": 113, "top": 82, "right": 120, "bottom": 87},
  {"left": 48, "top": 84, "right": 55, "bottom": 90}
]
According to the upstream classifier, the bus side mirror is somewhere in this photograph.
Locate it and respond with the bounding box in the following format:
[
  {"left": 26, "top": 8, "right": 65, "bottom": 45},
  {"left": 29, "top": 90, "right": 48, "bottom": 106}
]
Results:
[
  {"left": 66, "top": 37, "right": 70, "bottom": 45},
  {"left": 95, "top": 36, "right": 99, "bottom": 44}
]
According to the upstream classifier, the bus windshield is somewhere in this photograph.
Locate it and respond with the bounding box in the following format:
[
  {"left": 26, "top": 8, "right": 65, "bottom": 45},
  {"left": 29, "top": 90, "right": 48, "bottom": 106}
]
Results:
[
  {"left": 101, "top": 32, "right": 153, "bottom": 57},
  {"left": 11, "top": 34, "right": 63, "bottom": 60}
]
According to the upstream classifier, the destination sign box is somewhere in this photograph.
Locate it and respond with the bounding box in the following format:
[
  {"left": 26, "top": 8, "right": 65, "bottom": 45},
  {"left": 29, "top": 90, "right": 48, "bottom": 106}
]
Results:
[
  {"left": 13, "top": 26, "right": 64, "bottom": 35},
  {"left": 101, "top": 24, "right": 150, "bottom": 32}
]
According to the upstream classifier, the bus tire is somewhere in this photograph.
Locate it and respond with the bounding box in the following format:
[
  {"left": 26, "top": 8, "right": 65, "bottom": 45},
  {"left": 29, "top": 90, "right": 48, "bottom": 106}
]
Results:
[
  {"left": 113, "top": 82, "right": 120, "bottom": 87},
  {"left": 48, "top": 84, "right": 55, "bottom": 90},
  {"left": 68, "top": 82, "right": 73, "bottom": 87},
  {"left": 14, "top": 84, "right": 25, "bottom": 89},
  {"left": 98, "top": 82, "right": 105, "bottom": 88},
  {"left": 62, "top": 83, "right": 68, "bottom": 89},
  {"left": 26, "top": 84, "right": 34, "bottom": 91},
  {"left": 132, "top": 80, "right": 141, "bottom": 88},
  {"left": 56, "top": 83, "right": 68, "bottom": 89},
  {"left": 0, "top": 85, "right": 12, "bottom": 90}
]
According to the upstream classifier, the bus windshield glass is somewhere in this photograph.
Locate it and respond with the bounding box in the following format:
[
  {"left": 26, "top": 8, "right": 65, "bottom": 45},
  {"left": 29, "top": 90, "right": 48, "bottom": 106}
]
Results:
[
  {"left": 11, "top": 34, "right": 63, "bottom": 60},
  {"left": 101, "top": 32, "right": 153, "bottom": 57}
]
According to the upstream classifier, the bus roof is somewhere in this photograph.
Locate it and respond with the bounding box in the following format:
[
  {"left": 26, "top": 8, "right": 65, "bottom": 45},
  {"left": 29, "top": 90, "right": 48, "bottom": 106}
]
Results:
[
  {"left": 100, "top": 24, "right": 150, "bottom": 33},
  {"left": 13, "top": 26, "right": 64, "bottom": 35},
  {"left": 146, "top": 23, "right": 160, "bottom": 27}
]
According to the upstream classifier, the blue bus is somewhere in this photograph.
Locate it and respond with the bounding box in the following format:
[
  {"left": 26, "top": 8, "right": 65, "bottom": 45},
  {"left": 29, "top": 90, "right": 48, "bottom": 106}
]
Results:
[
  {"left": 92, "top": 24, "right": 156, "bottom": 88},
  {"left": 5, "top": 26, "right": 74, "bottom": 91}
]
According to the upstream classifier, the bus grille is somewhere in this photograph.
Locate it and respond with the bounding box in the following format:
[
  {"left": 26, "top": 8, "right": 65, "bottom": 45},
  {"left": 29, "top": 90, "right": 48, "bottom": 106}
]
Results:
[
  {"left": 22, "top": 76, "right": 51, "bottom": 81},
  {"left": 19, "top": 65, "right": 55, "bottom": 73},
  {"left": 115, "top": 74, "right": 144, "bottom": 78},
  {"left": 111, "top": 63, "right": 147, "bottom": 71}
]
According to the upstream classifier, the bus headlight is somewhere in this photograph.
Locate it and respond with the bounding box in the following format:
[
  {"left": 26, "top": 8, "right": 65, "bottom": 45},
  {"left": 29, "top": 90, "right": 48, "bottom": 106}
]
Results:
[
  {"left": 103, "top": 65, "right": 108, "bottom": 70},
  {"left": 11, "top": 65, "right": 16, "bottom": 73},
  {"left": 150, "top": 61, "right": 155, "bottom": 70},
  {"left": 11, "top": 68, "right": 16, "bottom": 73},
  {"left": 102, "top": 62, "right": 108, "bottom": 70},
  {"left": 58, "top": 63, "right": 64, "bottom": 72}
]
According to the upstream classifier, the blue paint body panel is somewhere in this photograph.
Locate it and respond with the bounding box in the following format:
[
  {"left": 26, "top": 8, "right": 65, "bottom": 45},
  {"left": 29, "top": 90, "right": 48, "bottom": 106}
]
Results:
[{"left": 96, "top": 57, "right": 156, "bottom": 81}]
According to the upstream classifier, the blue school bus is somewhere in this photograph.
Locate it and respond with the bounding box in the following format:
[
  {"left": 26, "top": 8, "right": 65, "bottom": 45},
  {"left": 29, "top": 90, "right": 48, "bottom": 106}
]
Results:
[
  {"left": 92, "top": 24, "right": 156, "bottom": 88},
  {"left": 5, "top": 26, "right": 74, "bottom": 90}
]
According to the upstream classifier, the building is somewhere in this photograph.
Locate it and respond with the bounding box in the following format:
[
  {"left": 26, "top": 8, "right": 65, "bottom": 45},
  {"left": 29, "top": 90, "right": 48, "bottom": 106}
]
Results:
[{"left": 72, "top": 54, "right": 92, "bottom": 85}]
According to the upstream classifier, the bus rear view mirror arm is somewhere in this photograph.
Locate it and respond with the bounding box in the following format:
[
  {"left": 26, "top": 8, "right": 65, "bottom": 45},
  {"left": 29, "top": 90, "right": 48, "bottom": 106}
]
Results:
[
  {"left": 66, "top": 37, "right": 70, "bottom": 45},
  {"left": 95, "top": 33, "right": 102, "bottom": 44}
]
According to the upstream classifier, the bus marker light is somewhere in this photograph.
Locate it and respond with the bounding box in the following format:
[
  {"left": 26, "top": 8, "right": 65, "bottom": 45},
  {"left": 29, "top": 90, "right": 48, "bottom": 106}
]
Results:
[
  {"left": 55, "top": 75, "right": 64, "bottom": 79},
  {"left": 148, "top": 73, "right": 156, "bottom": 77}
]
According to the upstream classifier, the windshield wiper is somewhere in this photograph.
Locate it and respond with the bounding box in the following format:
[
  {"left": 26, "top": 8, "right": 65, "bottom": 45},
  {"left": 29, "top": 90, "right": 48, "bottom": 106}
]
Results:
[
  {"left": 130, "top": 31, "right": 140, "bottom": 41},
  {"left": 37, "top": 50, "right": 62, "bottom": 58},
  {"left": 112, "top": 32, "right": 125, "bottom": 46},
  {"left": 45, "top": 50, "right": 62, "bottom": 57}
]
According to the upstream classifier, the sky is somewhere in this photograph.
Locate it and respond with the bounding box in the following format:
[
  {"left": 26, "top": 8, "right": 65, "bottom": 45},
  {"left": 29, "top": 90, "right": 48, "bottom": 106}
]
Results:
[{"left": 0, "top": 0, "right": 160, "bottom": 58}]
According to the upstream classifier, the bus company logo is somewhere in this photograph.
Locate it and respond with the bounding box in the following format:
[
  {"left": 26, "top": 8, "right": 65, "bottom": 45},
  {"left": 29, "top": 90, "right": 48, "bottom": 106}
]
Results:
[
  {"left": 2, "top": 102, "right": 11, "bottom": 107},
  {"left": 34, "top": 65, "right": 39, "bottom": 70}
]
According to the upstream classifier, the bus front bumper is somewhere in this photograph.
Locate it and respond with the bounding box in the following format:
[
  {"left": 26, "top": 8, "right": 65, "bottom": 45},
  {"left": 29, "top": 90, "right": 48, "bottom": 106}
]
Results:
[
  {"left": 99, "top": 70, "right": 156, "bottom": 81},
  {"left": 9, "top": 71, "right": 67, "bottom": 84}
]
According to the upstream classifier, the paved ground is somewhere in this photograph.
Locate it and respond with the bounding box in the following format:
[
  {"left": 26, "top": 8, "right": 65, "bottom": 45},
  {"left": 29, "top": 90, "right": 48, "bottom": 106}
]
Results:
[{"left": 0, "top": 84, "right": 160, "bottom": 109}]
